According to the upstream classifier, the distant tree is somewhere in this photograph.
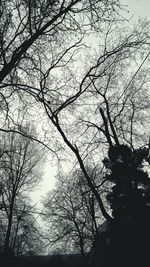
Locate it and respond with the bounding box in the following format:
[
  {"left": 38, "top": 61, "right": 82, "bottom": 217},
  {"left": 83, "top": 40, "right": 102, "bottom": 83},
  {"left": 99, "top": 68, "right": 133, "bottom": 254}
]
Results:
[
  {"left": 11, "top": 203, "right": 44, "bottom": 256},
  {"left": 42, "top": 167, "right": 104, "bottom": 259},
  {"left": 0, "top": 129, "right": 44, "bottom": 255}
]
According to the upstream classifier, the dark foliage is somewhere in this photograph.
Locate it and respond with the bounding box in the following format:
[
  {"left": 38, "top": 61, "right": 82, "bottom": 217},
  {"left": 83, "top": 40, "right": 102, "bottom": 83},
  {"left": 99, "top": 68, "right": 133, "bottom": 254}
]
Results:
[
  {"left": 99, "top": 144, "right": 150, "bottom": 266},
  {"left": 14, "top": 254, "right": 88, "bottom": 267}
]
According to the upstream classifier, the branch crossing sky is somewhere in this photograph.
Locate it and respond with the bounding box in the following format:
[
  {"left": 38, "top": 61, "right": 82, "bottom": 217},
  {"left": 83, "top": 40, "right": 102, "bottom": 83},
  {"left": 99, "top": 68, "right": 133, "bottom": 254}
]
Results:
[{"left": 31, "top": 0, "right": 150, "bottom": 205}]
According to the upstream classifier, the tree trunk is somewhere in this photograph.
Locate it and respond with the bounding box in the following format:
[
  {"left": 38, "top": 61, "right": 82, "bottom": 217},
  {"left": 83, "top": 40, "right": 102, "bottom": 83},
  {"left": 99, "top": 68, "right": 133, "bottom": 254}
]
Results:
[{"left": 4, "top": 198, "right": 14, "bottom": 254}]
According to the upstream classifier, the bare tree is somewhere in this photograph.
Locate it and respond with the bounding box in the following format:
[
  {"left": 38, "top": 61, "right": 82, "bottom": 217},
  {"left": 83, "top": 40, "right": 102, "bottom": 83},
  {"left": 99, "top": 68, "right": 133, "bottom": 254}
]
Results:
[
  {"left": 0, "top": 0, "right": 126, "bottom": 228},
  {"left": 42, "top": 167, "right": 104, "bottom": 259},
  {"left": 0, "top": 0, "right": 150, "bottom": 233},
  {"left": 37, "top": 20, "right": 150, "bottom": 223},
  {"left": 0, "top": 0, "right": 123, "bottom": 154},
  {"left": 0, "top": 129, "right": 44, "bottom": 255},
  {"left": 11, "top": 203, "right": 44, "bottom": 256}
]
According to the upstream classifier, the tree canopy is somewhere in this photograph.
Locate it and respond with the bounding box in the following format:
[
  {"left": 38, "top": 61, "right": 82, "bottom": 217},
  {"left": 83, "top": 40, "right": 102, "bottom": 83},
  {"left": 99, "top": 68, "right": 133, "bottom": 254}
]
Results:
[{"left": 0, "top": 0, "right": 150, "bottom": 265}]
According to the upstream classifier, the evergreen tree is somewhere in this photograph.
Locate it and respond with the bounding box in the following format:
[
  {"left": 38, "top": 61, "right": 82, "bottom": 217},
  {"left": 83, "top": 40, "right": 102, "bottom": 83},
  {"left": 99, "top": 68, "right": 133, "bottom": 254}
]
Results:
[{"left": 103, "top": 144, "right": 150, "bottom": 265}]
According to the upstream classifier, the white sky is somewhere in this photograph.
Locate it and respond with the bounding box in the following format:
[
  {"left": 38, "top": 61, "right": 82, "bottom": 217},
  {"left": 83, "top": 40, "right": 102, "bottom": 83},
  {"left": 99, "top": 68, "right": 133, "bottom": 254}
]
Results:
[
  {"left": 31, "top": 0, "right": 150, "bottom": 207},
  {"left": 122, "top": 0, "right": 150, "bottom": 20}
]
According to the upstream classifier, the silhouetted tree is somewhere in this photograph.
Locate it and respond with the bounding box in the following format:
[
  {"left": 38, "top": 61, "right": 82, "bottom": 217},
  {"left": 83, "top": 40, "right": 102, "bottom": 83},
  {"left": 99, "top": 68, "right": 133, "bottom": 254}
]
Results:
[
  {"left": 103, "top": 144, "right": 150, "bottom": 266},
  {"left": 90, "top": 102, "right": 150, "bottom": 266},
  {"left": 35, "top": 19, "right": 150, "bottom": 225},
  {"left": 0, "top": 129, "right": 44, "bottom": 256}
]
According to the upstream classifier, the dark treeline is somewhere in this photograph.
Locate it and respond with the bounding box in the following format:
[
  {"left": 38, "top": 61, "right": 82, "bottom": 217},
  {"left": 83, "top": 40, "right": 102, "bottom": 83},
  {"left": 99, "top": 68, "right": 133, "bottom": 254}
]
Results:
[{"left": 1, "top": 253, "right": 93, "bottom": 267}]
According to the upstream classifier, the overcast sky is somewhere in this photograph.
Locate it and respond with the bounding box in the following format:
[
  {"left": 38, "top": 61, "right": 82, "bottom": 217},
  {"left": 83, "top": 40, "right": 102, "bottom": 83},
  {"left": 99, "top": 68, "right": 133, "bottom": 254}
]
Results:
[
  {"left": 122, "top": 0, "right": 150, "bottom": 20},
  {"left": 31, "top": 0, "right": 150, "bottom": 206}
]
